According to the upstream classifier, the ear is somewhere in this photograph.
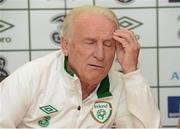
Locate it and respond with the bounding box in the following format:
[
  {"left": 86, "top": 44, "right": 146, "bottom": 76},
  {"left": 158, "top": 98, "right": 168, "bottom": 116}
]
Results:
[{"left": 60, "top": 36, "right": 69, "bottom": 56}]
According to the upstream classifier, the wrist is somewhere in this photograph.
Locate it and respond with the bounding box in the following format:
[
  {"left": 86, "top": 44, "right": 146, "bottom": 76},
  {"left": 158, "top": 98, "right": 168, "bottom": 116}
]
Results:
[{"left": 122, "top": 67, "right": 137, "bottom": 74}]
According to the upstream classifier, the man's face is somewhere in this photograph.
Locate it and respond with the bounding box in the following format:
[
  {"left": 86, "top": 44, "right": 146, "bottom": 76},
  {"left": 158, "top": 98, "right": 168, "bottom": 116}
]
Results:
[{"left": 63, "top": 13, "right": 116, "bottom": 85}]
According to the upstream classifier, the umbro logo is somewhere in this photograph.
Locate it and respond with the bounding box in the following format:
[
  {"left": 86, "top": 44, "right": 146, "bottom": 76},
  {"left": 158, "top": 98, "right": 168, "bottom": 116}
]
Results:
[
  {"left": 39, "top": 105, "right": 58, "bottom": 114},
  {"left": 118, "top": 16, "right": 143, "bottom": 30},
  {"left": 0, "top": 20, "right": 14, "bottom": 33}
]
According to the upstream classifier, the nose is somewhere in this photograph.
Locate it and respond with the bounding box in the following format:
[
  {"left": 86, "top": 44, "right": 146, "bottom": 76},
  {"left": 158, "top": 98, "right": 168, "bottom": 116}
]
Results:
[{"left": 94, "top": 43, "right": 104, "bottom": 61}]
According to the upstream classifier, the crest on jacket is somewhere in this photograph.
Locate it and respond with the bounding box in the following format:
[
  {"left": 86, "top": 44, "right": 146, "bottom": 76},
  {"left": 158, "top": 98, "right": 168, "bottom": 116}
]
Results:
[{"left": 90, "top": 101, "right": 112, "bottom": 123}]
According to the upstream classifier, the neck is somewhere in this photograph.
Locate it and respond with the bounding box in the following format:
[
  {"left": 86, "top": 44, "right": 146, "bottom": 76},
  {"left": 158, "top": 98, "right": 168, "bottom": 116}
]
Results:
[{"left": 81, "top": 81, "right": 98, "bottom": 100}]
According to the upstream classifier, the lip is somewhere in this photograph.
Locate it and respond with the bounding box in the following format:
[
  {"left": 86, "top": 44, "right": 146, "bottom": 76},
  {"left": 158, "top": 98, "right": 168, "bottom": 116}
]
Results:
[{"left": 88, "top": 64, "right": 104, "bottom": 69}]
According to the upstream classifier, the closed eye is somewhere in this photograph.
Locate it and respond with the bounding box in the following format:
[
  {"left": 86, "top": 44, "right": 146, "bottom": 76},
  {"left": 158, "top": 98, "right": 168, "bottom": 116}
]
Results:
[
  {"left": 84, "top": 39, "right": 96, "bottom": 45},
  {"left": 86, "top": 41, "right": 95, "bottom": 44},
  {"left": 103, "top": 41, "right": 113, "bottom": 47}
]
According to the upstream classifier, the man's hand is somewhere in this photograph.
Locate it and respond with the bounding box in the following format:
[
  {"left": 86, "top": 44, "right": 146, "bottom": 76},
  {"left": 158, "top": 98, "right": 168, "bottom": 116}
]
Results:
[{"left": 112, "top": 29, "right": 140, "bottom": 74}]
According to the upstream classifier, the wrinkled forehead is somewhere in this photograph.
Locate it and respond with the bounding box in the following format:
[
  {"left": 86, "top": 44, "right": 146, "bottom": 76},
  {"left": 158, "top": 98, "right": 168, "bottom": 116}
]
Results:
[
  {"left": 73, "top": 12, "right": 118, "bottom": 31},
  {"left": 75, "top": 12, "right": 117, "bottom": 24},
  {"left": 74, "top": 13, "right": 116, "bottom": 31}
]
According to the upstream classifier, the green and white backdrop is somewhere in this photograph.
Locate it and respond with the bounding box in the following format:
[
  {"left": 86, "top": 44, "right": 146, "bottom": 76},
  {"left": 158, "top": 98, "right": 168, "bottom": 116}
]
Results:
[{"left": 0, "top": 0, "right": 180, "bottom": 127}]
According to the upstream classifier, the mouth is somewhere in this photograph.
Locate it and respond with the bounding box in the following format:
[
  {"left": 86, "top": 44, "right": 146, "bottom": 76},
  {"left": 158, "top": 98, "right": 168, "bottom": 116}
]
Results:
[{"left": 88, "top": 64, "right": 104, "bottom": 69}]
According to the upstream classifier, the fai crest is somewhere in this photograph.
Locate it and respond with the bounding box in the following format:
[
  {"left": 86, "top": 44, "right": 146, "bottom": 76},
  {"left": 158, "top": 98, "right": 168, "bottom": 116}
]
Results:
[{"left": 91, "top": 101, "right": 112, "bottom": 123}]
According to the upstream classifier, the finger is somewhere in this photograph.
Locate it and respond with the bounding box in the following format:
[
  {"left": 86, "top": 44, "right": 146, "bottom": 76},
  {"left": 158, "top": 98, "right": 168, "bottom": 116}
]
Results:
[
  {"left": 113, "top": 30, "right": 135, "bottom": 45},
  {"left": 115, "top": 41, "right": 123, "bottom": 51},
  {"left": 113, "top": 29, "right": 140, "bottom": 50},
  {"left": 115, "top": 29, "right": 136, "bottom": 41},
  {"left": 114, "top": 29, "right": 138, "bottom": 46},
  {"left": 113, "top": 35, "right": 131, "bottom": 50}
]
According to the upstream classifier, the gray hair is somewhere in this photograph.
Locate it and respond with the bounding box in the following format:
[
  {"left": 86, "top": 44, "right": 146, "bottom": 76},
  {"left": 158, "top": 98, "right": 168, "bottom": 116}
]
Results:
[{"left": 61, "top": 5, "right": 119, "bottom": 41}]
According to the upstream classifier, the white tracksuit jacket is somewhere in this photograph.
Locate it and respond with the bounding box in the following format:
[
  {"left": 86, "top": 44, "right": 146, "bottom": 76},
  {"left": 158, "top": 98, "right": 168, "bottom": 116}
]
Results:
[{"left": 0, "top": 51, "right": 160, "bottom": 128}]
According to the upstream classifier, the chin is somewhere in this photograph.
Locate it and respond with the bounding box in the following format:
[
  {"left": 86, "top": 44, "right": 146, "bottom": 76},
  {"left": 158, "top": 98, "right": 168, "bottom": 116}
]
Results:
[
  {"left": 83, "top": 70, "right": 106, "bottom": 81},
  {"left": 87, "top": 75, "right": 104, "bottom": 84}
]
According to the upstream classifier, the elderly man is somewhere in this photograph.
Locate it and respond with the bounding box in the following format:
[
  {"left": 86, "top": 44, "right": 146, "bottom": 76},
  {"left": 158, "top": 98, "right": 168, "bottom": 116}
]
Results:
[{"left": 0, "top": 5, "right": 160, "bottom": 128}]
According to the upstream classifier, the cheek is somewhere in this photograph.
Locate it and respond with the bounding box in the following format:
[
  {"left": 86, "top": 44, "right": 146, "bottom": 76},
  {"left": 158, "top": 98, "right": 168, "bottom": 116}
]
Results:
[
  {"left": 68, "top": 48, "right": 88, "bottom": 68},
  {"left": 107, "top": 48, "right": 115, "bottom": 58},
  {"left": 105, "top": 51, "right": 115, "bottom": 65}
]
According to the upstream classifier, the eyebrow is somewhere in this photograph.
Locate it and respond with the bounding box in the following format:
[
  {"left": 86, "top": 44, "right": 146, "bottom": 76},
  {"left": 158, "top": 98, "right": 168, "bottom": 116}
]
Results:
[
  {"left": 84, "top": 37, "right": 113, "bottom": 42},
  {"left": 104, "top": 39, "right": 113, "bottom": 42},
  {"left": 84, "top": 38, "right": 96, "bottom": 41}
]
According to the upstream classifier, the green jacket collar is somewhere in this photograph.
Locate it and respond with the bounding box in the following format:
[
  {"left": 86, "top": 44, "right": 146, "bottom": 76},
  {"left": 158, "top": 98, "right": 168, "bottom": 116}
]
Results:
[{"left": 64, "top": 56, "right": 112, "bottom": 98}]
